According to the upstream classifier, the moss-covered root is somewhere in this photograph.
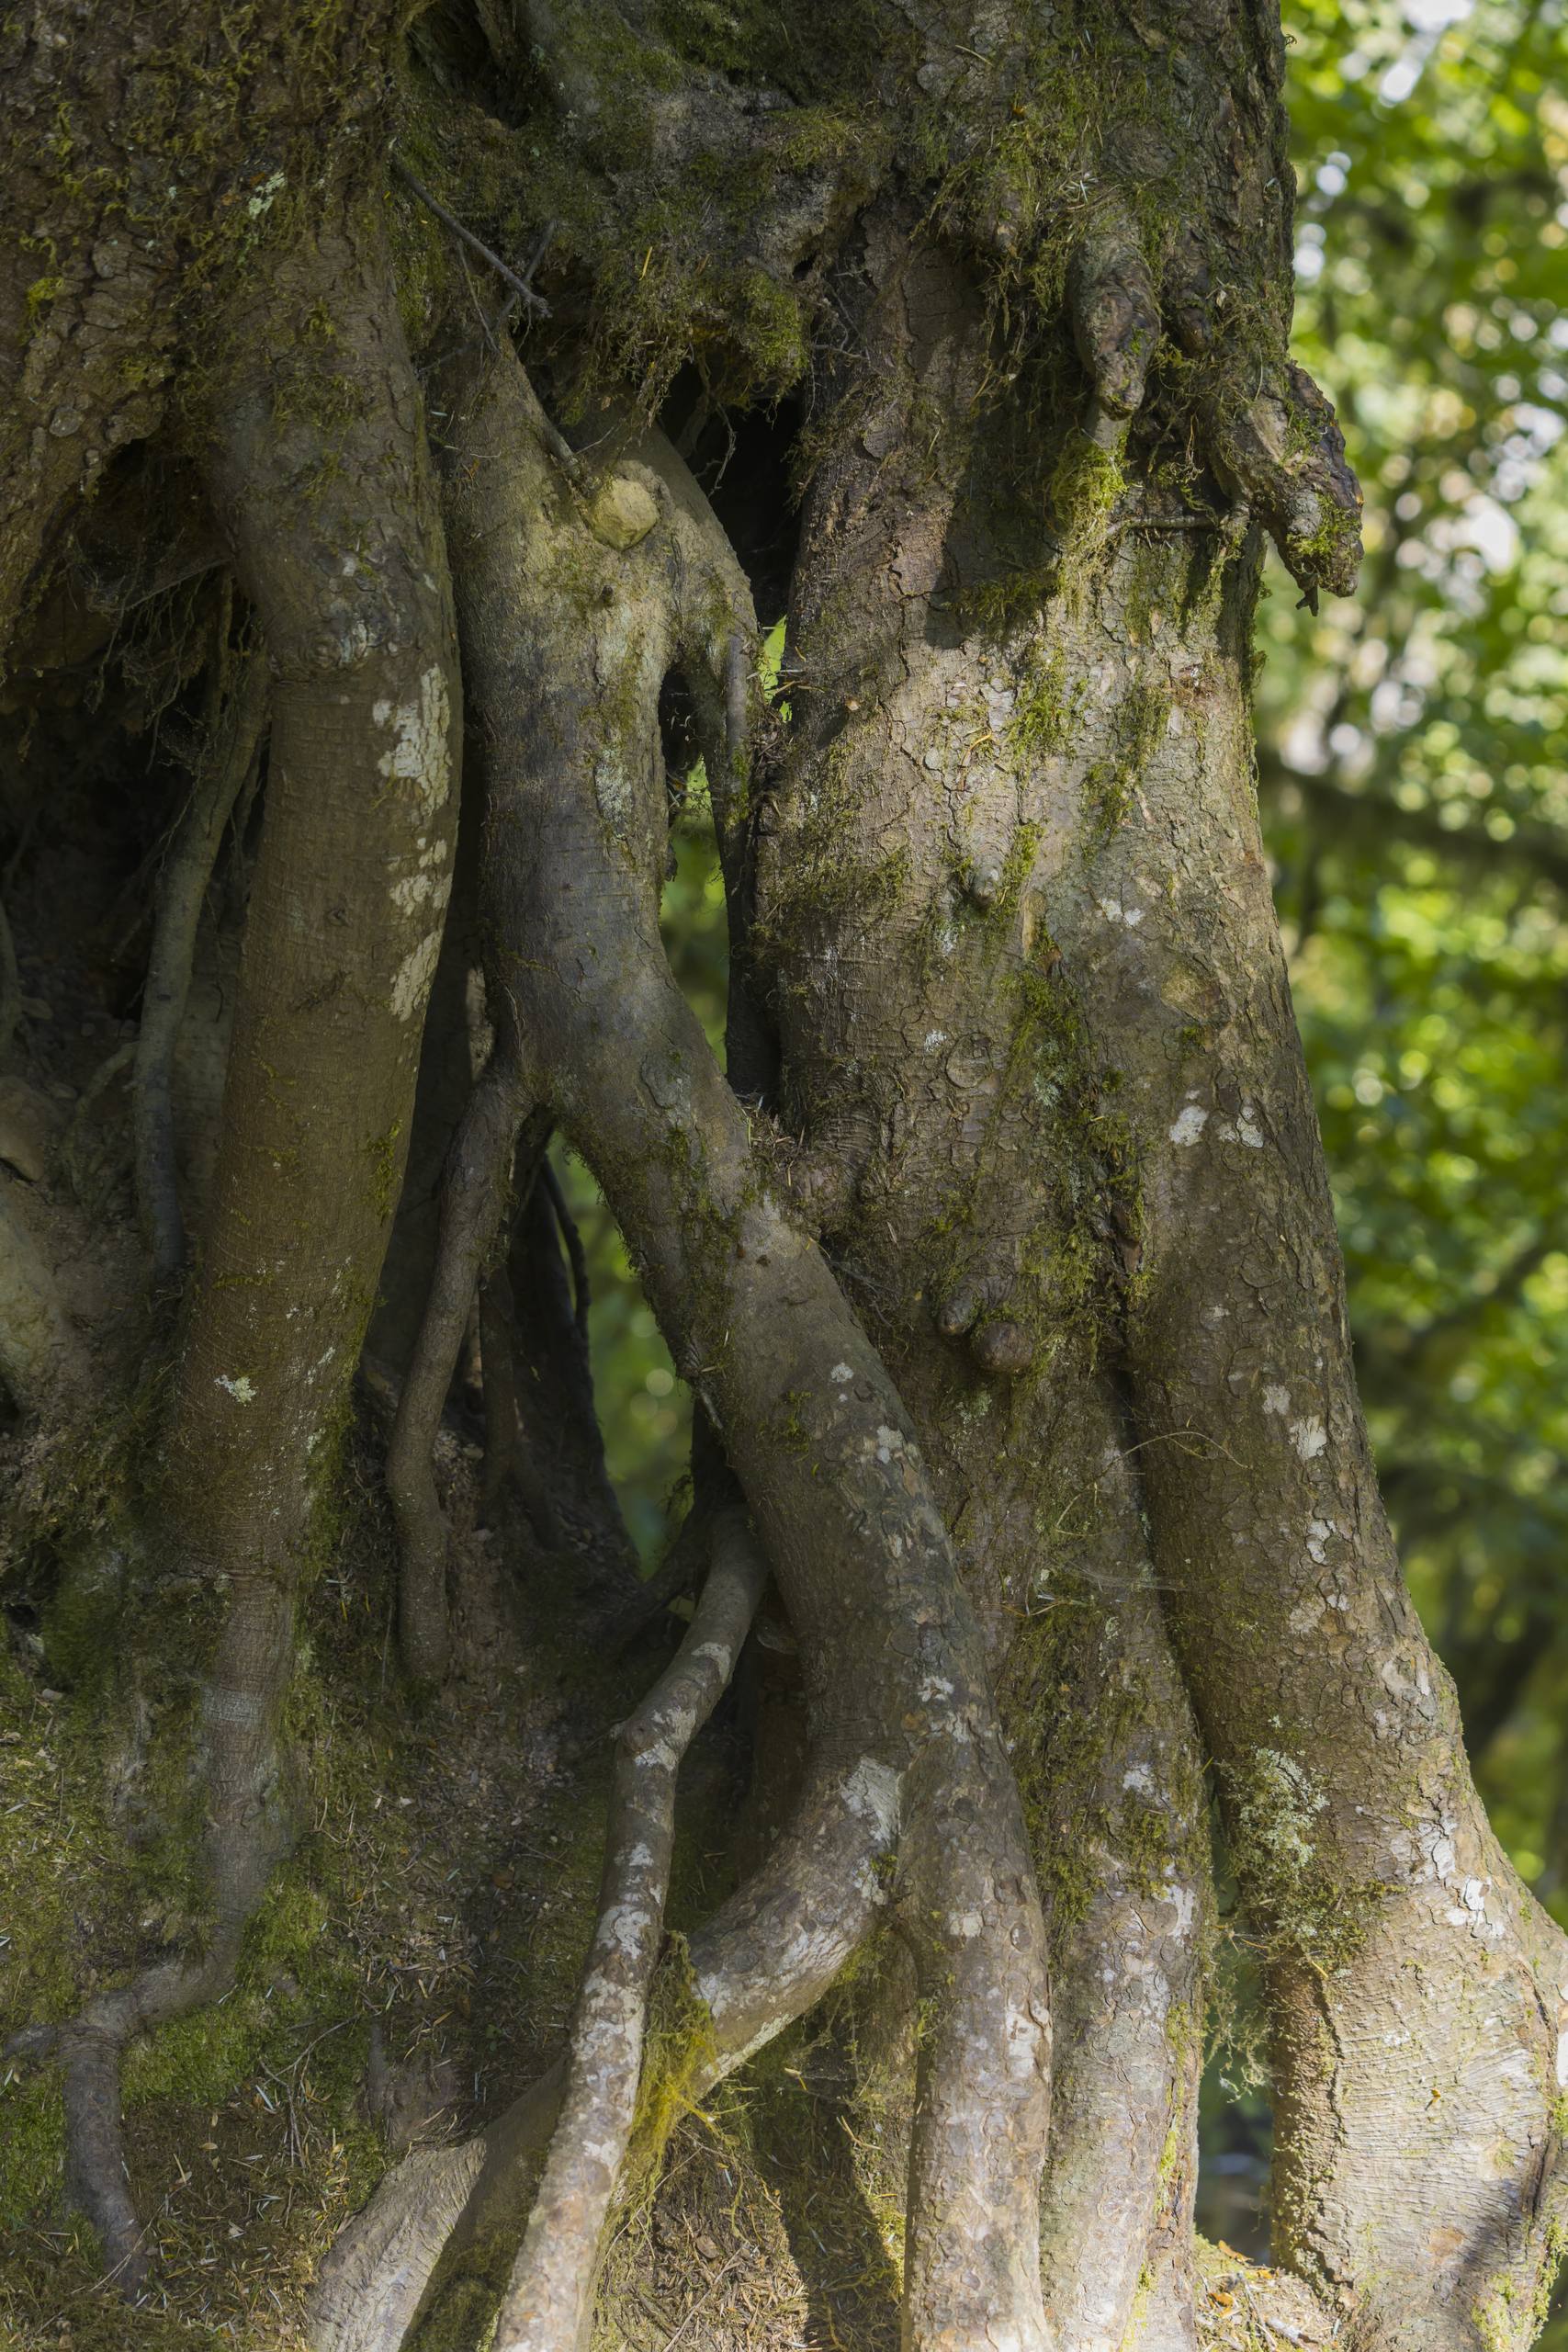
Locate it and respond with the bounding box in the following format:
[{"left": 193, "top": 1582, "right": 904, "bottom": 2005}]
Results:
[
  {"left": 427, "top": 335, "right": 1051, "bottom": 2352},
  {"left": 491, "top": 1503, "right": 766, "bottom": 2352}
]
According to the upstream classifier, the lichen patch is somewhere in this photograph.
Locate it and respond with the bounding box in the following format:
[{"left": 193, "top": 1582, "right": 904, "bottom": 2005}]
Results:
[{"left": 374, "top": 666, "right": 452, "bottom": 820}]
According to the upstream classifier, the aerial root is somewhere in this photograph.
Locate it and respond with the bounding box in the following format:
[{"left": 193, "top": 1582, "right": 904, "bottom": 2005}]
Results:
[
  {"left": 1064, "top": 196, "right": 1363, "bottom": 601},
  {"left": 133, "top": 626, "right": 269, "bottom": 1278},
  {"left": 385, "top": 1069, "right": 540, "bottom": 1683}
]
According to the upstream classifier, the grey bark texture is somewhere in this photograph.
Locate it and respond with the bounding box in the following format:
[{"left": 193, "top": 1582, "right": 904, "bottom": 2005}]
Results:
[{"left": 4, "top": 3, "right": 1564, "bottom": 2349}]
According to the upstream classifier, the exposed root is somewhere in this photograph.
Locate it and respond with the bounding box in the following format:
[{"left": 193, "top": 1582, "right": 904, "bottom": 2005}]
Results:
[
  {"left": 6, "top": 1577, "right": 296, "bottom": 2293},
  {"left": 302, "top": 2136, "right": 494, "bottom": 2352},
  {"left": 5, "top": 193, "right": 466, "bottom": 2301},
  {"left": 494, "top": 1498, "right": 767, "bottom": 2352},
  {"left": 132, "top": 627, "right": 269, "bottom": 1279}
]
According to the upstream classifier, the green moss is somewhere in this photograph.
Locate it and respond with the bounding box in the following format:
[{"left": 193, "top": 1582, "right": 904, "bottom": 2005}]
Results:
[
  {"left": 1001, "top": 1572, "right": 1203, "bottom": 1944},
  {"left": 752, "top": 734, "right": 911, "bottom": 960},
  {"left": 991, "top": 820, "right": 1043, "bottom": 922},
  {"left": 1472, "top": 2232, "right": 1567, "bottom": 2352},
  {"left": 0, "top": 2069, "right": 66, "bottom": 2231},
  {"left": 624, "top": 1937, "right": 722, "bottom": 2191},
  {"left": 1081, "top": 676, "right": 1169, "bottom": 850},
  {"left": 1009, "top": 646, "right": 1079, "bottom": 759},
  {"left": 1051, "top": 430, "right": 1128, "bottom": 569},
  {"left": 1222, "top": 1746, "right": 1382, "bottom": 1970},
  {"left": 24, "top": 273, "right": 63, "bottom": 322},
  {"left": 774, "top": 1388, "right": 814, "bottom": 1456},
  {"left": 366, "top": 1117, "right": 404, "bottom": 1221},
  {"left": 271, "top": 364, "right": 368, "bottom": 435}
]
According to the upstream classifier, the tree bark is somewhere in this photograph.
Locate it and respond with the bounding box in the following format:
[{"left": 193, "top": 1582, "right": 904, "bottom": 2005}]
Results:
[
  {"left": 4, "top": 4, "right": 1564, "bottom": 2348},
  {"left": 436, "top": 338, "right": 1053, "bottom": 2352},
  {"left": 749, "top": 8, "right": 1564, "bottom": 2337}
]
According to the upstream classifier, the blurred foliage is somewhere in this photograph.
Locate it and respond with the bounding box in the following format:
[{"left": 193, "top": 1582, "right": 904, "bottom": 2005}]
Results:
[
  {"left": 1266, "top": 0, "right": 1568, "bottom": 1931},
  {"left": 1223, "top": 0, "right": 1568, "bottom": 2275},
  {"left": 561, "top": 0, "right": 1568, "bottom": 2285}
]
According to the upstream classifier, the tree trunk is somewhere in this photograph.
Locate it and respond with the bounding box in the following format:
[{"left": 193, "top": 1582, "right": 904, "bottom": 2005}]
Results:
[{"left": 2, "top": 4, "right": 1563, "bottom": 2350}]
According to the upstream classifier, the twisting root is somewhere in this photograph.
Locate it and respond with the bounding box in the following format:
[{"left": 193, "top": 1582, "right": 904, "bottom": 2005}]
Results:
[
  {"left": 385, "top": 1080, "right": 542, "bottom": 1682},
  {"left": 430, "top": 339, "right": 1051, "bottom": 2352},
  {"left": 494, "top": 1498, "right": 767, "bottom": 2352},
  {"left": 6, "top": 194, "right": 464, "bottom": 2300},
  {"left": 133, "top": 628, "right": 269, "bottom": 1278}
]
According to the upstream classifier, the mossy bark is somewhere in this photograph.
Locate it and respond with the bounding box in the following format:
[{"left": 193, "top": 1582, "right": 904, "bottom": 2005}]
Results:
[
  {"left": 3, "top": 3, "right": 1563, "bottom": 2347},
  {"left": 749, "top": 17, "right": 1563, "bottom": 2334}
]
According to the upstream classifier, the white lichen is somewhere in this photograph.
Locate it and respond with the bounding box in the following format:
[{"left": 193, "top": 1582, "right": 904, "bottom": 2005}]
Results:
[
  {"left": 390, "top": 931, "right": 442, "bottom": 1022},
  {"left": 1168, "top": 1103, "right": 1209, "bottom": 1146},
  {"left": 373, "top": 666, "right": 452, "bottom": 819}
]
